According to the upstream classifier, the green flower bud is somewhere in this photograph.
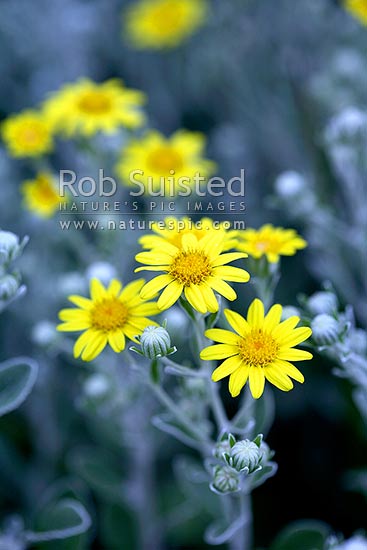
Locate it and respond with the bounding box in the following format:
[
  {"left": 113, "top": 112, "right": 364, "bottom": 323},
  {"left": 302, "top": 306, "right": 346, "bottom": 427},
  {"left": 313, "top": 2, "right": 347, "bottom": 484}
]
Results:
[
  {"left": 311, "top": 314, "right": 340, "bottom": 346},
  {"left": 213, "top": 438, "right": 232, "bottom": 460},
  {"left": 139, "top": 325, "right": 174, "bottom": 359},
  {"left": 0, "top": 231, "right": 28, "bottom": 265},
  {"left": 211, "top": 465, "right": 239, "bottom": 494},
  {"left": 230, "top": 440, "right": 262, "bottom": 473},
  {"left": 0, "top": 274, "right": 20, "bottom": 301},
  {"left": 308, "top": 291, "right": 338, "bottom": 315}
]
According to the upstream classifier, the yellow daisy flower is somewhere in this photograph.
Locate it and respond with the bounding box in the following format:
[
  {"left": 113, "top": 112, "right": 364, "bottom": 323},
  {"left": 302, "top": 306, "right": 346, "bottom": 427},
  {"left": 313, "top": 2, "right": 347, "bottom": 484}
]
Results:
[
  {"left": 57, "top": 278, "right": 159, "bottom": 361},
  {"left": 200, "top": 299, "right": 313, "bottom": 399},
  {"left": 116, "top": 130, "right": 216, "bottom": 194},
  {"left": 344, "top": 0, "right": 367, "bottom": 25},
  {"left": 124, "top": 0, "right": 209, "bottom": 50},
  {"left": 21, "top": 172, "right": 64, "bottom": 218},
  {"left": 43, "top": 78, "right": 146, "bottom": 137},
  {"left": 139, "top": 217, "right": 239, "bottom": 252},
  {"left": 2, "top": 110, "right": 53, "bottom": 158},
  {"left": 236, "top": 224, "right": 307, "bottom": 263},
  {"left": 135, "top": 232, "right": 250, "bottom": 314}
]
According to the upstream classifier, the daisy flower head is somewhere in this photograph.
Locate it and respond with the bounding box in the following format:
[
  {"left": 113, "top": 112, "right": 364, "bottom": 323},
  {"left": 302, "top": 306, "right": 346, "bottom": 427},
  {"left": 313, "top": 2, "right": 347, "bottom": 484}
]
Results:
[
  {"left": 200, "top": 299, "right": 313, "bottom": 399},
  {"left": 124, "top": 0, "right": 209, "bottom": 50},
  {"left": 43, "top": 78, "right": 146, "bottom": 137},
  {"left": 57, "top": 278, "right": 159, "bottom": 362},
  {"left": 139, "top": 217, "right": 239, "bottom": 252},
  {"left": 116, "top": 130, "right": 216, "bottom": 195},
  {"left": 2, "top": 110, "right": 53, "bottom": 158},
  {"left": 21, "top": 172, "right": 64, "bottom": 218},
  {"left": 344, "top": 0, "right": 367, "bottom": 25},
  {"left": 135, "top": 232, "right": 250, "bottom": 314},
  {"left": 236, "top": 224, "right": 307, "bottom": 264}
]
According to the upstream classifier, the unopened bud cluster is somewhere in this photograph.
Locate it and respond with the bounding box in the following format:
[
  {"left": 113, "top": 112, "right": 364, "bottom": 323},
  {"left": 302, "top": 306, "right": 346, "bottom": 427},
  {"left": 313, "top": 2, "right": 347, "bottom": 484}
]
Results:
[
  {"left": 210, "top": 433, "right": 274, "bottom": 494},
  {"left": 0, "top": 230, "right": 28, "bottom": 313}
]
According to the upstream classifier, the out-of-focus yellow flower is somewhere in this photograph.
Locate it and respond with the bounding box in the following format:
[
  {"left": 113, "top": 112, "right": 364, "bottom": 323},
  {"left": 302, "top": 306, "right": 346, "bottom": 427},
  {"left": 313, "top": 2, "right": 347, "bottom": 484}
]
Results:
[
  {"left": 21, "top": 172, "right": 64, "bottom": 218},
  {"left": 135, "top": 232, "right": 249, "bottom": 314},
  {"left": 116, "top": 130, "right": 216, "bottom": 194},
  {"left": 43, "top": 78, "right": 146, "bottom": 137},
  {"left": 344, "top": 0, "right": 367, "bottom": 25},
  {"left": 139, "top": 217, "right": 239, "bottom": 252},
  {"left": 201, "top": 298, "right": 313, "bottom": 399},
  {"left": 2, "top": 110, "right": 53, "bottom": 158},
  {"left": 57, "top": 278, "right": 159, "bottom": 362},
  {"left": 124, "top": 0, "right": 208, "bottom": 49},
  {"left": 236, "top": 225, "right": 307, "bottom": 263}
]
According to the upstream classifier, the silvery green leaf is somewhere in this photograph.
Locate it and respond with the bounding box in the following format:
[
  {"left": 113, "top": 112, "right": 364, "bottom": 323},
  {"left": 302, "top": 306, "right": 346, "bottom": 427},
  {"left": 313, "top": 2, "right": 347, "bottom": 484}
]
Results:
[
  {"left": 0, "top": 357, "right": 38, "bottom": 416},
  {"left": 24, "top": 499, "right": 91, "bottom": 543},
  {"left": 152, "top": 413, "right": 203, "bottom": 449},
  {"left": 204, "top": 513, "right": 248, "bottom": 545},
  {"left": 253, "top": 434, "right": 263, "bottom": 447},
  {"left": 248, "top": 461, "right": 278, "bottom": 490},
  {"left": 269, "top": 519, "right": 331, "bottom": 550},
  {"left": 68, "top": 447, "right": 125, "bottom": 503}
]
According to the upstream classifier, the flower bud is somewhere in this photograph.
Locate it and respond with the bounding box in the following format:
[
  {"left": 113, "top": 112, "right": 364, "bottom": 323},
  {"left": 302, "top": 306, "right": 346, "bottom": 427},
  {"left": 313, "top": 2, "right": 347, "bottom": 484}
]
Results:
[
  {"left": 213, "top": 438, "right": 232, "bottom": 460},
  {"left": 31, "top": 321, "right": 57, "bottom": 347},
  {"left": 311, "top": 314, "right": 340, "bottom": 346},
  {"left": 0, "top": 274, "right": 20, "bottom": 301},
  {"left": 140, "top": 325, "right": 174, "bottom": 359},
  {"left": 211, "top": 465, "right": 239, "bottom": 494},
  {"left": 274, "top": 171, "right": 306, "bottom": 198},
  {"left": 230, "top": 440, "right": 262, "bottom": 473},
  {"left": 307, "top": 291, "right": 338, "bottom": 315},
  {"left": 0, "top": 231, "right": 24, "bottom": 265}
]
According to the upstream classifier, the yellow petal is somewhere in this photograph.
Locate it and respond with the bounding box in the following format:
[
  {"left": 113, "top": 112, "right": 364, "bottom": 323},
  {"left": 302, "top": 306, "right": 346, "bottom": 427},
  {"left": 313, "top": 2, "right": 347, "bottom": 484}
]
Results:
[
  {"left": 57, "top": 320, "right": 90, "bottom": 331},
  {"left": 120, "top": 278, "right": 145, "bottom": 301},
  {"left": 229, "top": 366, "right": 250, "bottom": 397},
  {"left": 140, "top": 274, "right": 172, "bottom": 300},
  {"left": 249, "top": 367, "right": 265, "bottom": 399},
  {"left": 272, "top": 360, "right": 305, "bottom": 383},
  {"left": 205, "top": 328, "right": 239, "bottom": 345},
  {"left": 212, "top": 355, "right": 243, "bottom": 381},
  {"left": 68, "top": 295, "right": 93, "bottom": 309},
  {"left": 108, "top": 279, "right": 122, "bottom": 296},
  {"left": 200, "top": 344, "right": 238, "bottom": 360},
  {"left": 185, "top": 285, "right": 207, "bottom": 314},
  {"left": 278, "top": 327, "right": 312, "bottom": 348},
  {"left": 200, "top": 283, "right": 219, "bottom": 313},
  {"left": 213, "top": 266, "right": 250, "bottom": 282},
  {"left": 181, "top": 233, "right": 198, "bottom": 251},
  {"left": 247, "top": 299, "right": 265, "bottom": 329},
  {"left": 263, "top": 304, "right": 282, "bottom": 332},
  {"left": 264, "top": 366, "right": 294, "bottom": 391},
  {"left": 81, "top": 332, "right": 108, "bottom": 361},
  {"left": 74, "top": 329, "right": 96, "bottom": 358},
  {"left": 271, "top": 316, "right": 300, "bottom": 338},
  {"left": 58, "top": 309, "right": 89, "bottom": 322},
  {"left": 90, "top": 278, "right": 107, "bottom": 301},
  {"left": 209, "top": 278, "right": 237, "bottom": 301},
  {"left": 211, "top": 252, "right": 247, "bottom": 267},
  {"left": 157, "top": 280, "right": 183, "bottom": 310},
  {"left": 224, "top": 309, "right": 250, "bottom": 336},
  {"left": 277, "top": 348, "right": 313, "bottom": 361},
  {"left": 108, "top": 331, "right": 126, "bottom": 353}
]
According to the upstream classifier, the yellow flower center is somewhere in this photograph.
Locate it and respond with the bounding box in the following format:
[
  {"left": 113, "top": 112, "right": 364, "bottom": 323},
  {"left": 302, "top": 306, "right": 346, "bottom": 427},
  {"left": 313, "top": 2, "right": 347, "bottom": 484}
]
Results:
[
  {"left": 18, "top": 124, "right": 47, "bottom": 147},
  {"left": 254, "top": 238, "right": 281, "bottom": 253},
  {"left": 238, "top": 329, "right": 279, "bottom": 368},
  {"left": 169, "top": 250, "right": 212, "bottom": 286},
  {"left": 147, "top": 146, "right": 184, "bottom": 174},
  {"left": 90, "top": 298, "right": 128, "bottom": 331},
  {"left": 77, "top": 91, "right": 112, "bottom": 114}
]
